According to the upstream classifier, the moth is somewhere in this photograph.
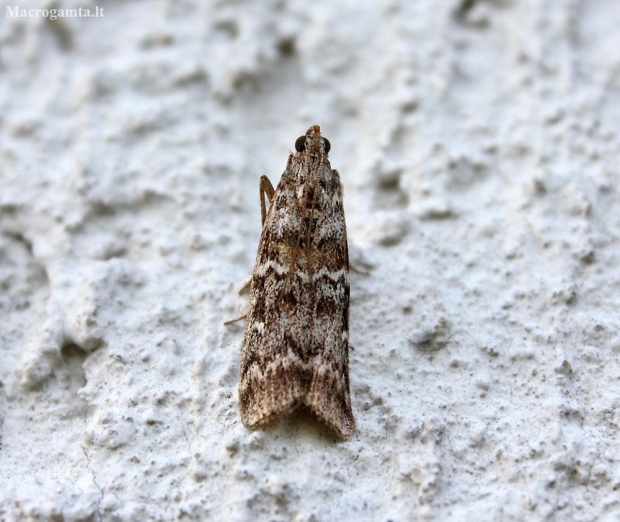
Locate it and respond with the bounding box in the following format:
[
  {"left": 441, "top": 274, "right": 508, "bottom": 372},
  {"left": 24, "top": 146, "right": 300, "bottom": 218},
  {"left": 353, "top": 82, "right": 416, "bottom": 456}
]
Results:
[{"left": 239, "top": 125, "right": 355, "bottom": 438}]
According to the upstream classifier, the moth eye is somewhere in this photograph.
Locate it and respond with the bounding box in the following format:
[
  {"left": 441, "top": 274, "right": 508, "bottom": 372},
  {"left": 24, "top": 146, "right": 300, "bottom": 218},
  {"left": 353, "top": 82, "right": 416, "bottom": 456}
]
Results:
[
  {"left": 323, "top": 138, "right": 331, "bottom": 154},
  {"left": 295, "top": 136, "right": 306, "bottom": 152}
]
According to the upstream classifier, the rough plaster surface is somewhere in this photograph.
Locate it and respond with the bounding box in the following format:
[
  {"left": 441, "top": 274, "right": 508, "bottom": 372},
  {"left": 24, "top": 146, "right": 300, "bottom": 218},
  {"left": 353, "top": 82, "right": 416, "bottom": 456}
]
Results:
[{"left": 1, "top": 0, "right": 619, "bottom": 520}]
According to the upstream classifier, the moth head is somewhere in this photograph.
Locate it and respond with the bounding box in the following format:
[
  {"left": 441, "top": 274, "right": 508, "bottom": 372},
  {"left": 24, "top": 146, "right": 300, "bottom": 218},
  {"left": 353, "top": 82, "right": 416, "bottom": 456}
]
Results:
[{"left": 295, "top": 125, "right": 331, "bottom": 155}]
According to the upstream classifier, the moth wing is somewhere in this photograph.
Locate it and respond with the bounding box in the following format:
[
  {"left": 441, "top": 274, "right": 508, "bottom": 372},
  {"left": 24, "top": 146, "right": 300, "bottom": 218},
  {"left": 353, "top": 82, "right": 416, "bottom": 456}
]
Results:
[
  {"left": 305, "top": 338, "right": 355, "bottom": 438},
  {"left": 239, "top": 171, "right": 311, "bottom": 428},
  {"left": 304, "top": 168, "right": 355, "bottom": 438},
  {"left": 238, "top": 334, "right": 307, "bottom": 429}
]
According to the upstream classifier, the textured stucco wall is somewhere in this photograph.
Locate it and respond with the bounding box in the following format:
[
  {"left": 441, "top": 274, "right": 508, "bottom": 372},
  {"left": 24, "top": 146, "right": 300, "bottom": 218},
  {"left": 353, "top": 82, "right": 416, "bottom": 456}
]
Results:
[{"left": 1, "top": 0, "right": 620, "bottom": 520}]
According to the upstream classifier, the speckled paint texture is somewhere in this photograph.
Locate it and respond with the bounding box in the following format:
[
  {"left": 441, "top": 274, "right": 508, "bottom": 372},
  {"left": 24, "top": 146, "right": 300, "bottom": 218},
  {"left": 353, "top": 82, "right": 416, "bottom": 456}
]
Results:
[{"left": 1, "top": 0, "right": 619, "bottom": 520}]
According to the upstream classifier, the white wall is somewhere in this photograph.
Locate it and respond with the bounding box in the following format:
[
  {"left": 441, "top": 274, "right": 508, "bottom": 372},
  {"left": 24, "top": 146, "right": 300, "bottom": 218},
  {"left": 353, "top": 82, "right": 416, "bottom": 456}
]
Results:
[{"left": 1, "top": 1, "right": 619, "bottom": 520}]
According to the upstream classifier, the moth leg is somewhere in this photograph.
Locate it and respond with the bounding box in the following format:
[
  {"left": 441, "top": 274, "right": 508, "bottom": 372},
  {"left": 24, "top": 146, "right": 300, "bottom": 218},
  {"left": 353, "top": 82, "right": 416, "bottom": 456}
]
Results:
[
  {"left": 349, "top": 262, "right": 369, "bottom": 275},
  {"left": 222, "top": 279, "right": 252, "bottom": 326},
  {"left": 259, "top": 175, "right": 276, "bottom": 225},
  {"left": 224, "top": 314, "right": 247, "bottom": 326},
  {"left": 226, "top": 178, "right": 274, "bottom": 327}
]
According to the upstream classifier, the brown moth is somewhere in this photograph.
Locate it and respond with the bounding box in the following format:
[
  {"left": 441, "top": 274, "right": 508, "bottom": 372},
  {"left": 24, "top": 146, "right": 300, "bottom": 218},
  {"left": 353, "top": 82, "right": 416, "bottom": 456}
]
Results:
[{"left": 239, "top": 125, "right": 354, "bottom": 438}]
